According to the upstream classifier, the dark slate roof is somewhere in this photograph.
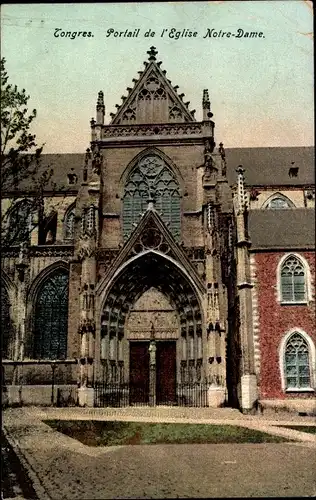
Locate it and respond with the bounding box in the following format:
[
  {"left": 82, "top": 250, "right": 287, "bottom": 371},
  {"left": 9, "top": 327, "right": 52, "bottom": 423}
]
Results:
[
  {"left": 225, "top": 147, "right": 314, "bottom": 187},
  {"left": 4, "top": 147, "right": 314, "bottom": 194},
  {"left": 4, "top": 154, "right": 85, "bottom": 193},
  {"left": 248, "top": 209, "right": 315, "bottom": 250}
]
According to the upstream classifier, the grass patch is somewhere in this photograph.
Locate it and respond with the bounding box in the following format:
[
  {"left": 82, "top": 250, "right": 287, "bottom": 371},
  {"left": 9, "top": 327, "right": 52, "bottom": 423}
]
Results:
[
  {"left": 280, "top": 425, "right": 316, "bottom": 435},
  {"left": 44, "top": 420, "right": 289, "bottom": 446}
]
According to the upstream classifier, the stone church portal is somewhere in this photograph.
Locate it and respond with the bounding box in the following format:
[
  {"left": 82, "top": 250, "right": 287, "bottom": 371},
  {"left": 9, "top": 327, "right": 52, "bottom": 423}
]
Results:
[
  {"left": 2, "top": 45, "right": 314, "bottom": 413},
  {"left": 100, "top": 251, "right": 204, "bottom": 400}
]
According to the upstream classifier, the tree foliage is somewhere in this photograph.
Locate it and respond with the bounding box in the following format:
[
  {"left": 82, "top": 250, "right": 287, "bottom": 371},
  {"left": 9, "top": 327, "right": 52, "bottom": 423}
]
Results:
[{"left": 1, "top": 57, "right": 54, "bottom": 246}]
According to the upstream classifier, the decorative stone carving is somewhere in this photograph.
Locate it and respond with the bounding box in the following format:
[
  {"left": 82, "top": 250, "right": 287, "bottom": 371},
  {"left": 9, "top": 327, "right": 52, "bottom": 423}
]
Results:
[
  {"left": 102, "top": 123, "right": 202, "bottom": 138},
  {"left": 29, "top": 246, "right": 74, "bottom": 258},
  {"left": 96, "top": 249, "right": 119, "bottom": 263}
]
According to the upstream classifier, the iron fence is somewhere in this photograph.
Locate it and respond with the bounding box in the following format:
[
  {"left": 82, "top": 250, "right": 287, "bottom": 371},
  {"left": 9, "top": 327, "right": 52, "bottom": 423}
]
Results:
[
  {"left": 94, "top": 381, "right": 209, "bottom": 407},
  {"left": 176, "top": 382, "right": 209, "bottom": 407}
]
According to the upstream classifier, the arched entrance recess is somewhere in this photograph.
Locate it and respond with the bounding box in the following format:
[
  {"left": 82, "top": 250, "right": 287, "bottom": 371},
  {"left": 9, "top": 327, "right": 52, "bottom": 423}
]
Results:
[{"left": 100, "top": 252, "right": 204, "bottom": 404}]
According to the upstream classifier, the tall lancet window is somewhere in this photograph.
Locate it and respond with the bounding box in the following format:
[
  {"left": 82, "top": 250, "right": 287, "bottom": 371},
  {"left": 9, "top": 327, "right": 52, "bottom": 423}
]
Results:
[
  {"left": 284, "top": 333, "right": 311, "bottom": 389},
  {"left": 122, "top": 155, "right": 181, "bottom": 240},
  {"left": 33, "top": 269, "right": 69, "bottom": 359},
  {"left": 280, "top": 255, "right": 307, "bottom": 303}
]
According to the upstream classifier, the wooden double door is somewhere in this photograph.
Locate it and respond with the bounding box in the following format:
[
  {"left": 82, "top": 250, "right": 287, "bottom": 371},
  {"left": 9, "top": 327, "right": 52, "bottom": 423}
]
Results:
[{"left": 129, "top": 341, "right": 176, "bottom": 405}]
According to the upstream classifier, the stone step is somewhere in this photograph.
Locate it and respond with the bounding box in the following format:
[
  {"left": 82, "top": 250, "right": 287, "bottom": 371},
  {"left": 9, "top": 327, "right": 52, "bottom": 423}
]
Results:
[{"left": 36, "top": 405, "right": 243, "bottom": 421}]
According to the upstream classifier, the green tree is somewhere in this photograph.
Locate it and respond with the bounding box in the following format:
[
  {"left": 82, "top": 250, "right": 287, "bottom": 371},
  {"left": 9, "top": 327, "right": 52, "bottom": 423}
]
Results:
[{"left": 1, "top": 57, "right": 53, "bottom": 246}]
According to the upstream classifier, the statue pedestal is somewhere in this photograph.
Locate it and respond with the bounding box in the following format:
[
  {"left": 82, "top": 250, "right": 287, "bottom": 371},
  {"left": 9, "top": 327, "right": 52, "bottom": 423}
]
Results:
[
  {"left": 240, "top": 374, "right": 258, "bottom": 413},
  {"left": 78, "top": 387, "right": 94, "bottom": 407},
  {"left": 208, "top": 385, "right": 226, "bottom": 407}
]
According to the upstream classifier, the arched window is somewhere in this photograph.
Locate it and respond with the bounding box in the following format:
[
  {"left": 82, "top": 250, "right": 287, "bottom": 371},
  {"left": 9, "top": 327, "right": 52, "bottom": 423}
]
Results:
[
  {"left": 7, "top": 199, "right": 36, "bottom": 245},
  {"left": 123, "top": 155, "right": 181, "bottom": 240},
  {"left": 263, "top": 194, "right": 295, "bottom": 209},
  {"left": 33, "top": 269, "right": 69, "bottom": 359},
  {"left": 280, "top": 255, "right": 307, "bottom": 303},
  {"left": 284, "top": 333, "right": 312, "bottom": 389},
  {"left": 64, "top": 206, "right": 75, "bottom": 240}
]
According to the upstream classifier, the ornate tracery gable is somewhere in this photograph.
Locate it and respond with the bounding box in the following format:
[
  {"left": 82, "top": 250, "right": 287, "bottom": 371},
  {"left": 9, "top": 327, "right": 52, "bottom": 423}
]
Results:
[
  {"left": 110, "top": 47, "right": 196, "bottom": 125},
  {"left": 123, "top": 155, "right": 181, "bottom": 241}
]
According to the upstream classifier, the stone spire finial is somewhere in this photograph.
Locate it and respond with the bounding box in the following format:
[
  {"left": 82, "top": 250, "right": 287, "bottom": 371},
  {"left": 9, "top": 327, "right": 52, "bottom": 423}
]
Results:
[
  {"left": 219, "top": 142, "right": 225, "bottom": 159},
  {"left": 97, "top": 91, "right": 104, "bottom": 107},
  {"left": 147, "top": 46, "right": 158, "bottom": 61},
  {"left": 203, "top": 89, "right": 213, "bottom": 120},
  {"left": 236, "top": 165, "right": 247, "bottom": 213},
  {"left": 96, "top": 91, "right": 105, "bottom": 125},
  {"left": 203, "top": 89, "right": 210, "bottom": 109},
  {"left": 219, "top": 142, "right": 227, "bottom": 176}
]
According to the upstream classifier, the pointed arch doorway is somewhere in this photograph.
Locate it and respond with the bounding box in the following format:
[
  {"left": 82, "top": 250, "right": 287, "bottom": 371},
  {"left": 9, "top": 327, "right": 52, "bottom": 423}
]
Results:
[
  {"left": 127, "top": 287, "right": 178, "bottom": 405},
  {"left": 100, "top": 252, "right": 204, "bottom": 406}
]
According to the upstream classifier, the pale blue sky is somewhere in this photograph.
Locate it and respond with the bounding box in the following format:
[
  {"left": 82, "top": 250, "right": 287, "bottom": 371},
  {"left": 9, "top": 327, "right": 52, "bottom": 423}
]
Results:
[{"left": 1, "top": 1, "right": 314, "bottom": 153}]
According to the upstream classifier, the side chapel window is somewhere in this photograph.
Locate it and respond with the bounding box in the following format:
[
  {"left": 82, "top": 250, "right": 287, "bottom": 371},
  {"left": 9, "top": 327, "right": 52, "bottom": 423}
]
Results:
[
  {"left": 8, "top": 200, "right": 35, "bottom": 244},
  {"left": 123, "top": 155, "right": 181, "bottom": 240},
  {"left": 265, "top": 194, "right": 294, "bottom": 209},
  {"left": 33, "top": 269, "right": 69, "bottom": 359},
  {"left": 284, "top": 333, "right": 312, "bottom": 389},
  {"left": 280, "top": 255, "right": 307, "bottom": 303}
]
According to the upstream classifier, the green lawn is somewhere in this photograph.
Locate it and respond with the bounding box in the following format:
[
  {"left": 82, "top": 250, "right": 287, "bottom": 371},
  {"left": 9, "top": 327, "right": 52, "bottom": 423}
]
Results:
[
  {"left": 44, "top": 420, "right": 289, "bottom": 446},
  {"left": 280, "top": 425, "right": 316, "bottom": 435}
]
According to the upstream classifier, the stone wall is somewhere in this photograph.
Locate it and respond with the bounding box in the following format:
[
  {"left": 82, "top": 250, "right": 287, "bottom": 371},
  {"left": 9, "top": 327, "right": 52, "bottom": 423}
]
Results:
[{"left": 253, "top": 251, "right": 315, "bottom": 399}]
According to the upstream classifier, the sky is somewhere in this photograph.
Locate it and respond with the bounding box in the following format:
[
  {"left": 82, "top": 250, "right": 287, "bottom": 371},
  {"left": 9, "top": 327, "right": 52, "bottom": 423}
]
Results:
[{"left": 1, "top": 1, "right": 314, "bottom": 153}]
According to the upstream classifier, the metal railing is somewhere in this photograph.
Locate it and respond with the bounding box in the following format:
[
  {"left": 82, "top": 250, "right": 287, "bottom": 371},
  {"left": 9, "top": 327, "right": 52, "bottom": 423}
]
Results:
[{"left": 94, "top": 380, "right": 209, "bottom": 408}]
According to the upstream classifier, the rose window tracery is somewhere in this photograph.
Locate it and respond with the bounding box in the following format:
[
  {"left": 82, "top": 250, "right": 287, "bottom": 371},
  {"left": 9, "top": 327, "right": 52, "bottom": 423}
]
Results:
[{"left": 123, "top": 155, "right": 181, "bottom": 241}]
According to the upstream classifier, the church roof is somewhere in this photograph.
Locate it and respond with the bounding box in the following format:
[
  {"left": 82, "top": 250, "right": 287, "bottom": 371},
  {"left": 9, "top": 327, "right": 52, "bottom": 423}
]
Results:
[
  {"left": 3, "top": 153, "right": 85, "bottom": 194},
  {"left": 2, "top": 147, "right": 314, "bottom": 194},
  {"left": 225, "top": 146, "right": 314, "bottom": 187},
  {"left": 248, "top": 208, "right": 315, "bottom": 250}
]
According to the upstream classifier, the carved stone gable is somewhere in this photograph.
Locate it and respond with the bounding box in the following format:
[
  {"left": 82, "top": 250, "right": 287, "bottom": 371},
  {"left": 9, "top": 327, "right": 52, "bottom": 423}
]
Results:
[
  {"left": 125, "top": 213, "right": 175, "bottom": 261},
  {"left": 111, "top": 47, "right": 196, "bottom": 125},
  {"left": 96, "top": 208, "right": 206, "bottom": 298}
]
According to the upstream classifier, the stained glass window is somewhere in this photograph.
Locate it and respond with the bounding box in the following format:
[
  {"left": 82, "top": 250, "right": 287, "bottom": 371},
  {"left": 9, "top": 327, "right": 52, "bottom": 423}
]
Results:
[
  {"left": 280, "top": 256, "right": 306, "bottom": 303},
  {"left": 285, "top": 333, "right": 311, "bottom": 389},
  {"left": 123, "top": 155, "right": 181, "bottom": 240},
  {"left": 8, "top": 200, "right": 35, "bottom": 244},
  {"left": 33, "top": 270, "right": 69, "bottom": 359},
  {"left": 266, "top": 196, "right": 293, "bottom": 209}
]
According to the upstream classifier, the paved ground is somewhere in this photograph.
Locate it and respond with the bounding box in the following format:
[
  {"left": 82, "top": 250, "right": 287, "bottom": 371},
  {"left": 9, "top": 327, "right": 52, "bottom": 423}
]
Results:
[{"left": 3, "top": 406, "right": 316, "bottom": 499}]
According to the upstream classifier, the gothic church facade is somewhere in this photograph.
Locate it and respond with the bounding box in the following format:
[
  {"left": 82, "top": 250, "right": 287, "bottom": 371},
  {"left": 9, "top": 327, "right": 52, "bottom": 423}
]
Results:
[{"left": 2, "top": 47, "right": 315, "bottom": 413}]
